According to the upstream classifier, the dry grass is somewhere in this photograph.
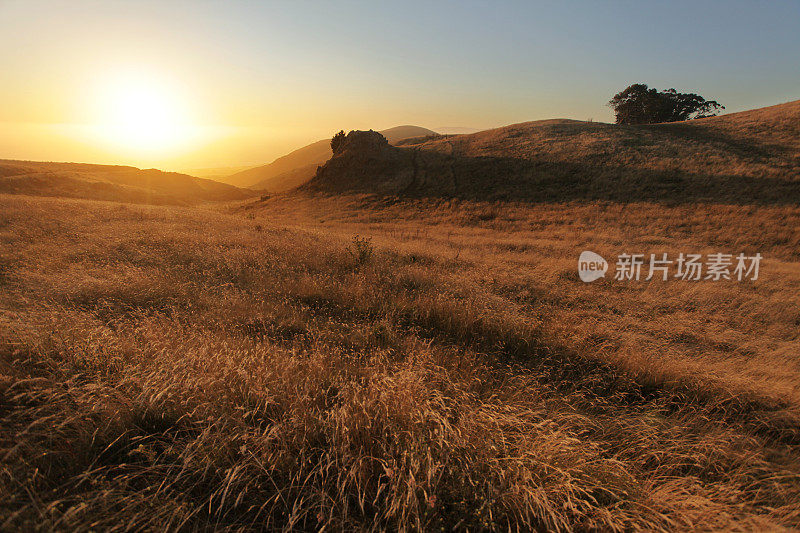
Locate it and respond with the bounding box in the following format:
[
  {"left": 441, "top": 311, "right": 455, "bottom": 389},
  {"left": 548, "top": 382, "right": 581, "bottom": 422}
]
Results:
[
  {"left": 0, "top": 160, "right": 254, "bottom": 205},
  {"left": 2, "top": 191, "right": 800, "bottom": 531},
  {"left": 407, "top": 100, "right": 800, "bottom": 182},
  {"left": 313, "top": 100, "right": 800, "bottom": 204}
]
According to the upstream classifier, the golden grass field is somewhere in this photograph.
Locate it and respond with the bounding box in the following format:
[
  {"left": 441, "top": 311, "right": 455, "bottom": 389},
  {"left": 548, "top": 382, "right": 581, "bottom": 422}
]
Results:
[
  {"left": 0, "top": 160, "right": 254, "bottom": 206},
  {"left": 2, "top": 187, "right": 800, "bottom": 530}
]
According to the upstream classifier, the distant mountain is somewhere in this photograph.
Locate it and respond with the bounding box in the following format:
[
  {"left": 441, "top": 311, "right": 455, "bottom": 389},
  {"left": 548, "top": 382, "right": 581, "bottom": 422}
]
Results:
[
  {"left": 302, "top": 100, "right": 800, "bottom": 204},
  {"left": 0, "top": 160, "right": 256, "bottom": 205},
  {"left": 182, "top": 165, "right": 255, "bottom": 180},
  {"left": 224, "top": 125, "right": 438, "bottom": 192}
]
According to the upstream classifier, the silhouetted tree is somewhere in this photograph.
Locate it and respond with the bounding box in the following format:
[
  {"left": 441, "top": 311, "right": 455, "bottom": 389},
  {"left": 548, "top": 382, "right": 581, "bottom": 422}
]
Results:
[
  {"left": 608, "top": 84, "right": 724, "bottom": 124},
  {"left": 331, "top": 130, "right": 346, "bottom": 154}
]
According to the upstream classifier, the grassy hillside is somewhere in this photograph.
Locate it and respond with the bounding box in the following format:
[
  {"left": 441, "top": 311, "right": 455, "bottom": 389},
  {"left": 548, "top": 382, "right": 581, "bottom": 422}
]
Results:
[
  {"left": 0, "top": 160, "right": 255, "bottom": 205},
  {"left": 2, "top": 192, "right": 799, "bottom": 530},
  {"left": 224, "top": 125, "right": 437, "bottom": 191},
  {"left": 2, "top": 102, "right": 799, "bottom": 530},
  {"left": 307, "top": 101, "right": 800, "bottom": 202},
  {"left": 409, "top": 99, "right": 799, "bottom": 179}
]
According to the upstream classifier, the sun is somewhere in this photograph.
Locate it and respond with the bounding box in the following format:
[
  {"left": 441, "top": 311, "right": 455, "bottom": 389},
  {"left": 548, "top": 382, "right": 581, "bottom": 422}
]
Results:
[
  {"left": 110, "top": 85, "right": 180, "bottom": 148},
  {"left": 94, "top": 70, "right": 199, "bottom": 154}
]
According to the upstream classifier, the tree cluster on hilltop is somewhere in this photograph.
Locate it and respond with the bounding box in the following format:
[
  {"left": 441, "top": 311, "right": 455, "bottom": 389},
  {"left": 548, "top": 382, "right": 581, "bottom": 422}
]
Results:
[{"left": 609, "top": 84, "right": 724, "bottom": 124}]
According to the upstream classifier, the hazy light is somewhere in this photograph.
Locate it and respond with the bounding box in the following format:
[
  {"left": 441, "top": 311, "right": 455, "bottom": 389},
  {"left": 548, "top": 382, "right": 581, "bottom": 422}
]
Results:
[{"left": 90, "top": 69, "right": 203, "bottom": 156}]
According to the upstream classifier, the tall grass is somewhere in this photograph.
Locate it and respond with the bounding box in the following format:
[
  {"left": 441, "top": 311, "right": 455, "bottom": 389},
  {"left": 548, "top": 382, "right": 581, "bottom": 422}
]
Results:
[{"left": 2, "top": 194, "right": 800, "bottom": 530}]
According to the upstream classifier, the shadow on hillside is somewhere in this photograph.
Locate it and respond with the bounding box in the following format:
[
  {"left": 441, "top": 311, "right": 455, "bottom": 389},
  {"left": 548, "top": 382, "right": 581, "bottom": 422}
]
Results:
[
  {"left": 307, "top": 145, "right": 800, "bottom": 206},
  {"left": 448, "top": 156, "right": 800, "bottom": 206},
  {"left": 649, "top": 123, "right": 795, "bottom": 162}
]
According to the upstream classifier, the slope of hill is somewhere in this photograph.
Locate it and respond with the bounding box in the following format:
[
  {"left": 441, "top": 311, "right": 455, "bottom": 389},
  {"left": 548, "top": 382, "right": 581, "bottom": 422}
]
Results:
[
  {"left": 434, "top": 126, "right": 481, "bottom": 134},
  {"left": 5, "top": 187, "right": 800, "bottom": 530},
  {"left": 0, "top": 160, "right": 256, "bottom": 205},
  {"left": 304, "top": 100, "right": 800, "bottom": 204},
  {"left": 224, "top": 125, "right": 437, "bottom": 191}
]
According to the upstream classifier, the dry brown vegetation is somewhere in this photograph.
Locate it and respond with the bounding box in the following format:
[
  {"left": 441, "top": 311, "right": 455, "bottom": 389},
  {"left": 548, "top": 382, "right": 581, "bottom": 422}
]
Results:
[
  {"left": 2, "top": 100, "right": 799, "bottom": 530},
  {"left": 0, "top": 160, "right": 254, "bottom": 205},
  {"left": 2, "top": 188, "right": 800, "bottom": 531},
  {"left": 309, "top": 101, "right": 800, "bottom": 204},
  {"left": 404, "top": 99, "right": 800, "bottom": 179}
]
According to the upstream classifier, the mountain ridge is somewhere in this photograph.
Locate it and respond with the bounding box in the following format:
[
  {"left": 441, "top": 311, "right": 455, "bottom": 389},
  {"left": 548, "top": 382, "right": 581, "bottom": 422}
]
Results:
[{"left": 224, "top": 125, "right": 437, "bottom": 191}]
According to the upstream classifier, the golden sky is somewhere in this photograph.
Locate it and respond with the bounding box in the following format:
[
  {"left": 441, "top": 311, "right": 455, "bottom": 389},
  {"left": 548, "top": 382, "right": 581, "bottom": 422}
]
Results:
[{"left": 2, "top": 1, "right": 798, "bottom": 173}]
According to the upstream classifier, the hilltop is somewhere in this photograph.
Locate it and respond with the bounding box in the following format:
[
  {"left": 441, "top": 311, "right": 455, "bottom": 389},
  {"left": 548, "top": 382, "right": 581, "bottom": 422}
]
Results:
[
  {"left": 0, "top": 160, "right": 256, "bottom": 205},
  {"left": 303, "top": 100, "right": 800, "bottom": 204},
  {"left": 224, "top": 125, "right": 437, "bottom": 191}
]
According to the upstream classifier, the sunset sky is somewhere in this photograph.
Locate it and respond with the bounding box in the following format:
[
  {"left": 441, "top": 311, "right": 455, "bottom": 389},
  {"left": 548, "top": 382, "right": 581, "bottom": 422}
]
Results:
[{"left": 2, "top": 0, "right": 799, "bottom": 172}]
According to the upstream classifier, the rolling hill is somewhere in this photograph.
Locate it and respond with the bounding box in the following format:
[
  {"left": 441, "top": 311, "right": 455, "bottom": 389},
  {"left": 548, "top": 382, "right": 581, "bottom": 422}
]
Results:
[
  {"left": 303, "top": 100, "right": 800, "bottom": 204},
  {"left": 224, "top": 125, "right": 437, "bottom": 191},
  {"left": 4, "top": 101, "right": 800, "bottom": 531},
  {"left": 0, "top": 160, "right": 256, "bottom": 205}
]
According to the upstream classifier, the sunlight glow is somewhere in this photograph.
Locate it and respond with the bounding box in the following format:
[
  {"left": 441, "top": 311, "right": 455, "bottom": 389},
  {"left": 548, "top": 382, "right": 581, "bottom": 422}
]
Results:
[{"left": 92, "top": 69, "right": 201, "bottom": 155}]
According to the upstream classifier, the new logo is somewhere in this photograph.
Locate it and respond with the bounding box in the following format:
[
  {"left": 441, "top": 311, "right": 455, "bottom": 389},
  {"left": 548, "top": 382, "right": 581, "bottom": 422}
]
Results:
[{"left": 578, "top": 251, "right": 608, "bottom": 282}]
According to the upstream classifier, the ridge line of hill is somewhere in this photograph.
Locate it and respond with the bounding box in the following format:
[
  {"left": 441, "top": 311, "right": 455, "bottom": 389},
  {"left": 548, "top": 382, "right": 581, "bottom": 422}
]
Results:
[
  {"left": 0, "top": 159, "right": 256, "bottom": 206},
  {"left": 222, "top": 125, "right": 438, "bottom": 191},
  {"left": 301, "top": 100, "right": 800, "bottom": 204}
]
